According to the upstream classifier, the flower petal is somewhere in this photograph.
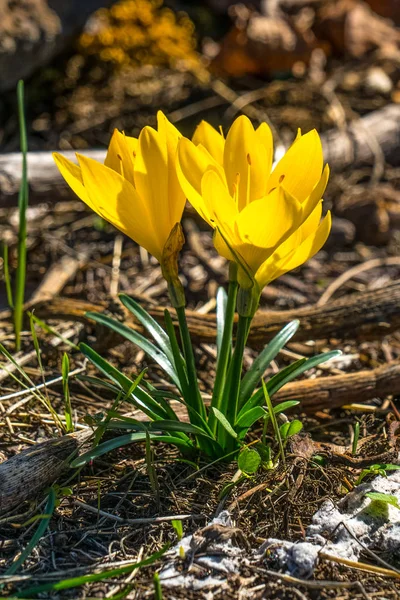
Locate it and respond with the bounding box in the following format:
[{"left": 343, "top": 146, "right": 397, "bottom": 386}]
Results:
[
  {"left": 134, "top": 125, "right": 172, "bottom": 248},
  {"left": 301, "top": 164, "right": 330, "bottom": 221},
  {"left": 177, "top": 137, "right": 223, "bottom": 225},
  {"left": 234, "top": 186, "right": 303, "bottom": 251},
  {"left": 256, "top": 211, "right": 332, "bottom": 287},
  {"left": 104, "top": 129, "right": 137, "bottom": 186},
  {"left": 78, "top": 154, "right": 162, "bottom": 260},
  {"left": 268, "top": 129, "right": 323, "bottom": 202},
  {"left": 53, "top": 152, "right": 94, "bottom": 210},
  {"left": 192, "top": 120, "right": 224, "bottom": 165},
  {"left": 255, "top": 122, "right": 273, "bottom": 177},
  {"left": 223, "top": 115, "right": 270, "bottom": 210},
  {"left": 156, "top": 111, "right": 186, "bottom": 227}
]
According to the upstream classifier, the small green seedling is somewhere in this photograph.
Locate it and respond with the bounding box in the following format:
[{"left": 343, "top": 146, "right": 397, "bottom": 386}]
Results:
[
  {"left": 356, "top": 464, "right": 400, "bottom": 485},
  {"left": 364, "top": 491, "right": 400, "bottom": 518}
]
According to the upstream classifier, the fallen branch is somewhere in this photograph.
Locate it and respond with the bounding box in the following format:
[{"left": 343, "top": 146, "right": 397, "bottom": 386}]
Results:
[
  {"left": 18, "top": 279, "right": 400, "bottom": 345},
  {"left": 1, "top": 105, "right": 399, "bottom": 205},
  {"left": 0, "top": 429, "right": 92, "bottom": 515}
]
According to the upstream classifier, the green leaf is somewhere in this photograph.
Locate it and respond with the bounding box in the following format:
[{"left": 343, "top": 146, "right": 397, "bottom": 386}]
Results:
[
  {"left": 86, "top": 312, "right": 181, "bottom": 389},
  {"left": 119, "top": 294, "right": 174, "bottom": 364},
  {"left": 163, "top": 309, "right": 189, "bottom": 391},
  {"left": 239, "top": 320, "right": 300, "bottom": 407},
  {"left": 216, "top": 286, "right": 228, "bottom": 356},
  {"left": 80, "top": 343, "right": 175, "bottom": 422},
  {"left": 272, "top": 401, "right": 300, "bottom": 415},
  {"left": 268, "top": 350, "right": 341, "bottom": 397},
  {"left": 5, "top": 488, "right": 56, "bottom": 576},
  {"left": 365, "top": 492, "right": 400, "bottom": 509},
  {"left": 238, "top": 447, "right": 261, "bottom": 474},
  {"left": 70, "top": 433, "right": 191, "bottom": 467},
  {"left": 279, "top": 419, "right": 303, "bottom": 441},
  {"left": 210, "top": 407, "right": 238, "bottom": 439},
  {"left": 235, "top": 406, "right": 266, "bottom": 429},
  {"left": 108, "top": 414, "right": 214, "bottom": 441}
]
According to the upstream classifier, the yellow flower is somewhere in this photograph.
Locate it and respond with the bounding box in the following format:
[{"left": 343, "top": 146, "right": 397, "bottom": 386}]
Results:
[
  {"left": 53, "top": 111, "right": 186, "bottom": 264},
  {"left": 177, "top": 115, "right": 331, "bottom": 292}
]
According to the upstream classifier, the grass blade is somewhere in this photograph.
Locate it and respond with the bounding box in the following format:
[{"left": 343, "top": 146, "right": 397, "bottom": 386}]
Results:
[
  {"left": 3, "top": 244, "right": 14, "bottom": 308},
  {"left": 62, "top": 352, "right": 73, "bottom": 432},
  {"left": 14, "top": 80, "right": 29, "bottom": 351},
  {"left": 5, "top": 488, "right": 56, "bottom": 577}
]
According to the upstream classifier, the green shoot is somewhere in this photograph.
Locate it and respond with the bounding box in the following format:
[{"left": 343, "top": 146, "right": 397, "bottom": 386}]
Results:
[
  {"left": 62, "top": 352, "right": 73, "bottom": 433},
  {"left": 14, "top": 80, "right": 29, "bottom": 351},
  {"left": 171, "top": 519, "right": 183, "bottom": 541},
  {"left": 154, "top": 572, "right": 163, "bottom": 600},
  {"left": 3, "top": 244, "right": 14, "bottom": 308}
]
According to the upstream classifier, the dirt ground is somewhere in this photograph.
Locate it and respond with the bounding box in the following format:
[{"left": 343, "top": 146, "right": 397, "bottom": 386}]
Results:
[{"left": 1, "top": 3, "right": 400, "bottom": 597}]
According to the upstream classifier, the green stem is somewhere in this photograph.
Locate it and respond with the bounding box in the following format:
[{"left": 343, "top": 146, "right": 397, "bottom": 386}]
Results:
[
  {"left": 209, "top": 279, "right": 238, "bottom": 434},
  {"left": 218, "top": 314, "right": 251, "bottom": 450},
  {"left": 175, "top": 305, "right": 206, "bottom": 421}
]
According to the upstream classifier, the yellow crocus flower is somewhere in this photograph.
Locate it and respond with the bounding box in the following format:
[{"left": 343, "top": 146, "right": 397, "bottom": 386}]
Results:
[
  {"left": 53, "top": 111, "right": 186, "bottom": 266},
  {"left": 177, "top": 115, "right": 331, "bottom": 297}
]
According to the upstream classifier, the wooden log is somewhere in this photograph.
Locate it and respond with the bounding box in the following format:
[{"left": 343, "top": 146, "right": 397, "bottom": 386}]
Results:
[
  {"left": 21, "top": 279, "right": 400, "bottom": 345},
  {"left": 0, "top": 429, "right": 92, "bottom": 515},
  {"left": 0, "top": 104, "right": 399, "bottom": 205},
  {"left": 273, "top": 360, "right": 400, "bottom": 413}
]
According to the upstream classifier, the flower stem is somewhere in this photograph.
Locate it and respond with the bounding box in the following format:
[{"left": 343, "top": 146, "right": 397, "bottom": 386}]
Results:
[
  {"left": 209, "top": 279, "right": 238, "bottom": 434},
  {"left": 218, "top": 313, "right": 251, "bottom": 450},
  {"left": 175, "top": 305, "right": 206, "bottom": 421}
]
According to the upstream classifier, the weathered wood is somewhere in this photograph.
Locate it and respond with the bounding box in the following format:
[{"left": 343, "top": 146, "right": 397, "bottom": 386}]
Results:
[
  {"left": 0, "top": 429, "right": 92, "bottom": 515},
  {"left": 0, "top": 104, "right": 399, "bottom": 205},
  {"left": 274, "top": 360, "right": 400, "bottom": 413},
  {"left": 22, "top": 280, "right": 400, "bottom": 345}
]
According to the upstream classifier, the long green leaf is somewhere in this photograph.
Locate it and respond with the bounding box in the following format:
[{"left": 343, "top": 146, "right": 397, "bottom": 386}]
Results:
[
  {"left": 80, "top": 343, "right": 176, "bottom": 422},
  {"left": 268, "top": 350, "right": 341, "bottom": 397},
  {"left": 5, "top": 488, "right": 55, "bottom": 576},
  {"left": 86, "top": 312, "right": 181, "bottom": 389},
  {"left": 71, "top": 433, "right": 191, "bottom": 467},
  {"left": 163, "top": 309, "right": 189, "bottom": 392},
  {"left": 14, "top": 544, "right": 169, "bottom": 597},
  {"left": 239, "top": 320, "right": 300, "bottom": 407},
  {"left": 119, "top": 294, "right": 175, "bottom": 364}
]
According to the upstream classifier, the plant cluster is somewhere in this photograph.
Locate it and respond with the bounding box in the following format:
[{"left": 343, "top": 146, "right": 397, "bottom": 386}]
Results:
[
  {"left": 54, "top": 112, "right": 339, "bottom": 466},
  {"left": 79, "top": 0, "right": 200, "bottom": 73}
]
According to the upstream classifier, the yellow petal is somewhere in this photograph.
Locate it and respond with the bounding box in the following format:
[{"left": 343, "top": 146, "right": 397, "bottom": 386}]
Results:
[
  {"left": 53, "top": 152, "right": 94, "bottom": 210},
  {"left": 134, "top": 125, "right": 172, "bottom": 248},
  {"left": 177, "top": 137, "right": 223, "bottom": 225},
  {"left": 256, "top": 211, "right": 331, "bottom": 287},
  {"left": 223, "top": 115, "right": 270, "bottom": 210},
  {"left": 201, "top": 169, "right": 239, "bottom": 229},
  {"left": 156, "top": 111, "right": 186, "bottom": 227},
  {"left": 104, "top": 129, "right": 137, "bottom": 186},
  {"left": 268, "top": 129, "right": 323, "bottom": 202},
  {"left": 301, "top": 163, "right": 330, "bottom": 221},
  {"left": 78, "top": 154, "right": 162, "bottom": 260},
  {"left": 255, "top": 122, "right": 273, "bottom": 177},
  {"left": 192, "top": 120, "right": 224, "bottom": 165},
  {"left": 234, "top": 187, "right": 303, "bottom": 251}
]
